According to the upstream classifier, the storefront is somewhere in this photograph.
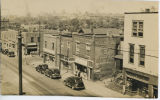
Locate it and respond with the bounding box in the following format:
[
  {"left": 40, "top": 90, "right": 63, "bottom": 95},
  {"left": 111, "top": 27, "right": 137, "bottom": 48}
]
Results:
[
  {"left": 75, "top": 63, "right": 88, "bottom": 80},
  {"left": 25, "top": 43, "right": 38, "bottom": 55},
  {"left": 124, "top": 68, "right": 158, "bottom": 98},
  {"left": 43, "top": 52, "right": 55, "bottom": 64}
]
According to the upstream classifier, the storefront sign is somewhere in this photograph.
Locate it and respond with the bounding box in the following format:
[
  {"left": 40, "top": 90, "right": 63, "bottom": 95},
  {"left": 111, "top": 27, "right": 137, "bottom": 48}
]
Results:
[{"left": 75, "top": 56, "right": 87, "bottom": 66}]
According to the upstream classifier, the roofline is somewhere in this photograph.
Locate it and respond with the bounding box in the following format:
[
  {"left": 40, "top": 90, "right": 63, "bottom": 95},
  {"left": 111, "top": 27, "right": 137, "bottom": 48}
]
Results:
[{"left": 125, "top": 12, "right": 158, "bottom": 14}]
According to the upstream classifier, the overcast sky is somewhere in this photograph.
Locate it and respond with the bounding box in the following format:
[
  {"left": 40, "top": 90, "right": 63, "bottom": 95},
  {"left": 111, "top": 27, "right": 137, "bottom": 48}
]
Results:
[{"left": 1, "top": 0, "right": 159, "bottom": 17}]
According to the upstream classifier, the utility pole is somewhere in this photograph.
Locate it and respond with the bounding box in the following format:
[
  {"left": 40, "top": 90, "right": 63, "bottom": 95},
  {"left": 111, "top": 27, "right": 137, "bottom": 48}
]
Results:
[
  {"left": 59, "top": 32, "right": 61, "bottom": 73},
  {"left": 38, "top": 21, "right": 41, "bottom": 56},
  {"left": 18, "top": 29, "right": 23, "bottom": 95},
  {"left": 92, "top": 26, "right": 95, "bottom": 80}
]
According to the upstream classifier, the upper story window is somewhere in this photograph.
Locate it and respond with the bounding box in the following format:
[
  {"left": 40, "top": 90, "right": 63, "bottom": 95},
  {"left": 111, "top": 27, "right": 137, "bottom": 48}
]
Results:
[
  {"left": 52, "top": 43, "right": 54, "bottom": 50},
  {"left": 31, "top": 37, "right": 34, "bottom": 42},
  {"left": 86, "top": 44, "right": 91, "bottom": 57},
  {"left": 139, "top": 45, "right": 145, "bottom": 66},
  {"left": 132, "top": 20, "right": 144, "bottom": 37},
  {"left": 76, "top": 42, "right": 80, "bottom": 54},
  {"left": 129, "top": 44, "right": 134, "bottom": 63},
  {"left": 67, "top": 42, "right": 70, "bottom": 49},
  {"left": 37, "top": 37, "right": 40, "bottom": 42},
  {"left": 45, "top": 41, "right": 47, "bottom": 48}
]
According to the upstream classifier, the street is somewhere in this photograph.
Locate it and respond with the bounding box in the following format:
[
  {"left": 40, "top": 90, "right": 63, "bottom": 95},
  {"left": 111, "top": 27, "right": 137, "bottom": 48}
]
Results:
[{"left": 0, "top": 54, "right": 99, "bottom": 96}]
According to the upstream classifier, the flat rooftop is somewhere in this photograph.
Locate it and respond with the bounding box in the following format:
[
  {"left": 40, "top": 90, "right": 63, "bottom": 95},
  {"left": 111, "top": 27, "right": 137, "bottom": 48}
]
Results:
[{"left": 125, "top": 12, "right": 158, "bottom": 14}]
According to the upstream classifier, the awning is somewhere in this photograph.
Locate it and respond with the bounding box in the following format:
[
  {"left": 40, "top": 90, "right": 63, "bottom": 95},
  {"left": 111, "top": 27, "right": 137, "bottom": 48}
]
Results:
[{"left": 114, "top": 55, "right": 123, "bottom": 59}]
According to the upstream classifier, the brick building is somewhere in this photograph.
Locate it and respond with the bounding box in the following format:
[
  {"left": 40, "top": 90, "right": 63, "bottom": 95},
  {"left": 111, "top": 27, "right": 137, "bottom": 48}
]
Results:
[
  {"left": 43, "top": 33, "right": 60, "bottom": 68},
  {"left": 1, "top": 29, "right": 18, "bottom": 55},
  {"left": 22, "top": 32, "right": 40, "bottom": 55},
  {"left": 60, "top": 33, "right": 74, "bottom": 71},
  {"left": 72, "top": 32, "right": 121, "bottom": 80}
]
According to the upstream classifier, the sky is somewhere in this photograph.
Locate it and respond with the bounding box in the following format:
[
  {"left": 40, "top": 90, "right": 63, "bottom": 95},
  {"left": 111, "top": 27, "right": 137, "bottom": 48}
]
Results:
[{"left": 1, "top": 0, "right": 159, "bottom": 17}]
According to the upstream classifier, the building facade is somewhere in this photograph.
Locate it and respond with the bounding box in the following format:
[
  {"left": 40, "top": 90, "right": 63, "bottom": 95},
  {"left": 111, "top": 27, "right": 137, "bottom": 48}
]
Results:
[
  {"left": 72, "top": 32, "right": 120, "bottom": 80},
  {"left": 123, "top": 11, "right": 158, "bottom": 98},
  {"left": 60, "top": 33, "right": 74, "bottom": 71},
  {"left": 43, "top": 33, "right": 60, "bottom": 68},
  {"left": 1, "top": 29, "right": 18, "bottom": 55},
  {"left": 22, "top": 32, "right": 40, "bottom": 55}
]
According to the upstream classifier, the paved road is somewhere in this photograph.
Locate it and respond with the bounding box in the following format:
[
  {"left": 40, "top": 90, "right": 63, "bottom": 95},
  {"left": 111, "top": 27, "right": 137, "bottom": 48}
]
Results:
[{"left": 1, "top": 54, "right": 99, "bottom": 96}]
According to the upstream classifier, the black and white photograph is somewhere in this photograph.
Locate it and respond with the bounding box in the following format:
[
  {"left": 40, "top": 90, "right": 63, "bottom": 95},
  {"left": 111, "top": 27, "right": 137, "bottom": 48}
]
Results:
[{"left": 0, "top": 0, "right": 159, "bottom": 99}]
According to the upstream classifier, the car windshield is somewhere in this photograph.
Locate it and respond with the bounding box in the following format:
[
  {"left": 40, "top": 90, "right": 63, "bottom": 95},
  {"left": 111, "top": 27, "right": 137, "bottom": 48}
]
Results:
[
  {"left": 53, "top": 69, "right": 60, "bottom": 74},
  {"left": 75, "top": 77, "right": 82, "bottom": 83}
]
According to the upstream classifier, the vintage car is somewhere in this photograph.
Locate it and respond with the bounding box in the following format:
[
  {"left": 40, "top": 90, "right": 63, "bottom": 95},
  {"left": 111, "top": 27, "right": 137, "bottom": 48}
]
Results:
[
  {"left": 35, "top": 64, "right": 48, "bottom": 73},
  {"left": 2, "top": 49, "right": 9, "bottom": 55},
  {"left": 64, "top": 76, "right": 85, "bottom": 90},
  {"left": 45, "top": 68, "right": 61, "bottom": 79},
  {"left": 7, "top": 51, "right": 15, "bottom": 57}
]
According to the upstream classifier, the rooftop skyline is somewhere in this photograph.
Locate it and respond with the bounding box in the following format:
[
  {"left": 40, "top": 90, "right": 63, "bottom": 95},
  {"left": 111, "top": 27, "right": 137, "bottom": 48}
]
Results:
[{"left": 1, "top": 0, "right": 159, "bottom": 17}]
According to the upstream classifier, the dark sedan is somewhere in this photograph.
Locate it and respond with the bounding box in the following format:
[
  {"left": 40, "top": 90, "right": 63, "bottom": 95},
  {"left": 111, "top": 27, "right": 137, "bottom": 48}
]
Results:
[
  {"left": 7, "top": 51, "right": 15, "bottom": 57},
  {"left": 2, "top": 49, "right": 8, "bottom": 55},
  {"left": 35, "top": 64, "right": 48, "bottom": 73},
  {"left": 64, "top": 76, "right": 85, "bottom": 90},
  {"left": 45, "top": 68, "right": 61, "bottom": 79}
]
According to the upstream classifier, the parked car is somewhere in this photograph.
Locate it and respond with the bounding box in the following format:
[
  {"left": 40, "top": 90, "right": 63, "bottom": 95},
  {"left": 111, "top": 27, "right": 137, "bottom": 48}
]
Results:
[
  {"left": 40, "top": 64, "right": 48, "bottom": 74},
  {"left": 35, "top": 65, "right": 42, "bottom": 72},
  {"left": 2, "top": 49, "right": 8, "bottom": 55},
  {"left": 7, "top": 51, "right": 15, "bottom": 57},
  {"left": 45, "top": 68, "right": 61, "bottom": 79},
  {"left": 35, "top": 64, "right": 48, "bottom": 73},
  {"left": 64, "top": 76, "right": 85, "bottom": 90}
]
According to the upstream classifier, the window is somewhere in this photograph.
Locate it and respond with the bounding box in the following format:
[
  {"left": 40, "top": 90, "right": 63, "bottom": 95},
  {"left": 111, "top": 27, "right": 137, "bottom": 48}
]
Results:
[
  {"left": 12, "top": 44, "right": 15, "bottom": 48},
  {"left": 67, "top": 42, "right": 70, "bottom": 48},
  {"left": 45, "top": 41, "right": 47, "bottom": 48},
  {"left": 86, "top": 44, "right": 90, "bottom": 57},
  {"left": 132, "top": 20, "right": 144, "bottom": 37},
  {"left": 76, "top": 42, "right": 80, "bottom": 54},
  {"left": 129, "top": 44, "right": 134, "bottom": 63},
  {"left": 37, "top": 37, "right": 40, "bottom": 42},
  {"left": 52, "top": 43, "right": 54, "bottom": 50},
  {"left": 139, "top": 45, "right": 145, "bottom": 66},
  {"left": 31, "top": 37, "right": 34, "bottom": 42}
]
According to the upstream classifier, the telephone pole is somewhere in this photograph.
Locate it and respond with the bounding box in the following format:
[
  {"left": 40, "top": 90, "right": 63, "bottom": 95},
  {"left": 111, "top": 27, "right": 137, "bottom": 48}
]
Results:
[
  {"left": 18, "top": 29, "right": 23, "bottom": 95},
  {"left": 38, "top": 21, "right": 41, "bottom": 56},
  {"left": 59, "top": 32, "right": 61, "bottom": 73}
]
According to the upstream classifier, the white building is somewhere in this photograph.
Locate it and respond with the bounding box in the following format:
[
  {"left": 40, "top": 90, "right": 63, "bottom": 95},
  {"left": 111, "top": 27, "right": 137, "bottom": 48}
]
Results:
[{"left": 123, "top": 11, "right": 158, "bottom": 98}]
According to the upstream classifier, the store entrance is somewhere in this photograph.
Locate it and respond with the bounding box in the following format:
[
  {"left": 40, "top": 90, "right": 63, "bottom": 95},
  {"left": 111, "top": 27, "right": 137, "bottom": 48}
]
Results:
[{"left": 75, "top": 63, "right": 88, "bottom": 79}]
